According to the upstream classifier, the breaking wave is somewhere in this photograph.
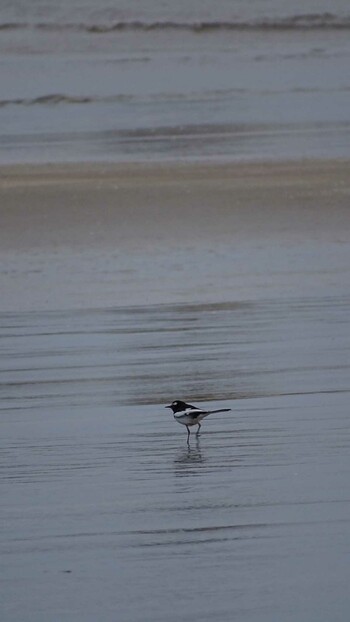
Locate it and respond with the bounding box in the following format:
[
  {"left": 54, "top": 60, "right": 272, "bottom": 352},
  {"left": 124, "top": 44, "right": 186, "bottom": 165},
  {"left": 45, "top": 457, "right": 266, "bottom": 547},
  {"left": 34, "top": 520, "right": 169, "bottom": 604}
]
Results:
[
  {"left": 1, "top": 14, "right": 350, "bottom": 33},
  {"left": 0, "top": 94, "right": 137, "bottom": 107},
  {"left": 1, "top": 85, "right": 349, "bottom": 109}
]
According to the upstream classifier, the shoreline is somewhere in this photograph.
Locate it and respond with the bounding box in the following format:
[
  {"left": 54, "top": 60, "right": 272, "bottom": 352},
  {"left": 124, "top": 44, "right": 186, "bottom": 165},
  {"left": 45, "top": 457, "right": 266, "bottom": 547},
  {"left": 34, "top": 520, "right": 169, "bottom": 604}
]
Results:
[
  {"left": 1, "top": 121, "right": 350, "bottom": 169},
  {"left": 1, "top": 154, "right": 349, "bottom": 179}
]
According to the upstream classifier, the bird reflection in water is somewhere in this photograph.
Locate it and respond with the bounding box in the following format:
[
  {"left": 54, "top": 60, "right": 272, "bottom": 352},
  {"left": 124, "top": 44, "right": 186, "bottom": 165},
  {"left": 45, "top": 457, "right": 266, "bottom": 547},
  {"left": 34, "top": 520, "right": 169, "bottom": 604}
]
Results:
[{"left": 173, "top": 437, "right": 205, "bottom": 476}]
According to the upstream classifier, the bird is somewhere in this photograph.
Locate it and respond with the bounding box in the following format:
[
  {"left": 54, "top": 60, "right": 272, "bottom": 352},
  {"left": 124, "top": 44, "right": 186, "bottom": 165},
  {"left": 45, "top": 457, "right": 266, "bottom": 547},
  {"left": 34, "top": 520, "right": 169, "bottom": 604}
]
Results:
[{"left": 165, "top": 400, "right": 231, "bottom": 441}]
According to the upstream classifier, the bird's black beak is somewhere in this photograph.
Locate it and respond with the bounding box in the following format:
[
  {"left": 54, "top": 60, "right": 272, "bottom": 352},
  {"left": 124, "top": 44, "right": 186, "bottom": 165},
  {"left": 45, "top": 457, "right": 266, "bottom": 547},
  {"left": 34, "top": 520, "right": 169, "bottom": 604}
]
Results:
[{"left": 165, "top": 405, "right": 171, "bottom": 409}]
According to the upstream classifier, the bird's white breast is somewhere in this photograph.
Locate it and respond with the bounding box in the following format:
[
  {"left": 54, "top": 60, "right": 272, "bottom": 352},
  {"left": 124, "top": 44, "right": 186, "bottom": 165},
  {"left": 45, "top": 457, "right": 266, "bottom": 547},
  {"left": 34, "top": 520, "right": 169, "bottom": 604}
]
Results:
[{"left": 174, "top": 408, "right": 204, "bottom": 426}]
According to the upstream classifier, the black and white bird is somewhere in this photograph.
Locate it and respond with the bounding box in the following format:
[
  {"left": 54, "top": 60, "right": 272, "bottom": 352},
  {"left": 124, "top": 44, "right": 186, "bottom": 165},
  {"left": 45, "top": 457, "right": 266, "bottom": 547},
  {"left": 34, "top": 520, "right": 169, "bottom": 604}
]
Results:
[{"left": 165, "top": 400, "right": 231, "bottom": 441}]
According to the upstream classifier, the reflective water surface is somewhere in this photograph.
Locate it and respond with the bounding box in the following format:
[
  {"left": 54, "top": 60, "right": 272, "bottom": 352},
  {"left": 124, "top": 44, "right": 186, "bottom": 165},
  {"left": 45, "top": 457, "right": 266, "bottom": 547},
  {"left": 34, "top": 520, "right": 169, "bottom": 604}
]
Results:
[{"left": 1, "top": 297, "right": 350, "bottom": 621}]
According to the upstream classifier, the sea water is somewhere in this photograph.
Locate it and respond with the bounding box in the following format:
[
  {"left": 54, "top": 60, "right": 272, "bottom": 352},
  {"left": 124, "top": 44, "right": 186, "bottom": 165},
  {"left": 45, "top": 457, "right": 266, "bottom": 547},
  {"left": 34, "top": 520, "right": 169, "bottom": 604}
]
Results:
[{"left": 1, "top": 0, "right": 350, "bottom": 163}]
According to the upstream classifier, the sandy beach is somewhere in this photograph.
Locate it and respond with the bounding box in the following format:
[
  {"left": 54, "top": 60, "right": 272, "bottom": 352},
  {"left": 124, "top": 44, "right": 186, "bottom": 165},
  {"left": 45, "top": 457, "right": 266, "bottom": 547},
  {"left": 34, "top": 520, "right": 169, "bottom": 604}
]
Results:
[
  {"left": 1, "top": 158, "right": 350, "bottom": 312},
  {"left": 1, "top": 158, "right": 350, "bottom": 622}
]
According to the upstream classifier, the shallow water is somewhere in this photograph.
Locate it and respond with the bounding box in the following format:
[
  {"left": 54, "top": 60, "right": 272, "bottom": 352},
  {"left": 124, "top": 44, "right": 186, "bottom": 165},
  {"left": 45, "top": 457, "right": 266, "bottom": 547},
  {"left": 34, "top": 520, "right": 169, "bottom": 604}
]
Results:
[{"left": 1, "top": 297, "right": 350, "bottom": 621}]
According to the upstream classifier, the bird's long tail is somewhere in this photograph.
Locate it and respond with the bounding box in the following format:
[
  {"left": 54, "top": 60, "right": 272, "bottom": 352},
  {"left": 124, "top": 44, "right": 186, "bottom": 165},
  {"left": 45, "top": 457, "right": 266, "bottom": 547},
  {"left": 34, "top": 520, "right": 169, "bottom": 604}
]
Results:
[{"left": 208, "top": 408, "right": 231, "bottom": 414}]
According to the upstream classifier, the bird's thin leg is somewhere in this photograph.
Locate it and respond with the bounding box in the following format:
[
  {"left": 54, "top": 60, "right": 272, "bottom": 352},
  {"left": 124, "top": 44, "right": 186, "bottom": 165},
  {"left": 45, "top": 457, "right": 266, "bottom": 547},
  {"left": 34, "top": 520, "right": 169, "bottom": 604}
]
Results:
[
  {"left": 196, "top": 423, "right": 201, "bottom": 436},
  {"left": 186, "top": 426, "right": 190, "bottom": 443}
]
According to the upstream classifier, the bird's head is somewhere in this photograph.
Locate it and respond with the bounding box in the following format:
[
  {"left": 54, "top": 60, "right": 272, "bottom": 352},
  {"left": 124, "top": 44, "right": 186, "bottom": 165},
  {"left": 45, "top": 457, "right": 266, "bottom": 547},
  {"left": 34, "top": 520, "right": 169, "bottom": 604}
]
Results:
[{"left": 165, "top": 400, "right": 189, "bottom": 414}]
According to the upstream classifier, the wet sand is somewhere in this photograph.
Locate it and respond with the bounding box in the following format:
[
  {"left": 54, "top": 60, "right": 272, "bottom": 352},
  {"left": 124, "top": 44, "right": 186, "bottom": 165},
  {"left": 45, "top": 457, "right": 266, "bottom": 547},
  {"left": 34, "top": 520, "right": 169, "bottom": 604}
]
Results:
[
  {"left": 1, "top": 159, "right": 350, "bottom": 621},
  {"left": 1, "top": 159, "right": 350, "bottom": 311}
]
